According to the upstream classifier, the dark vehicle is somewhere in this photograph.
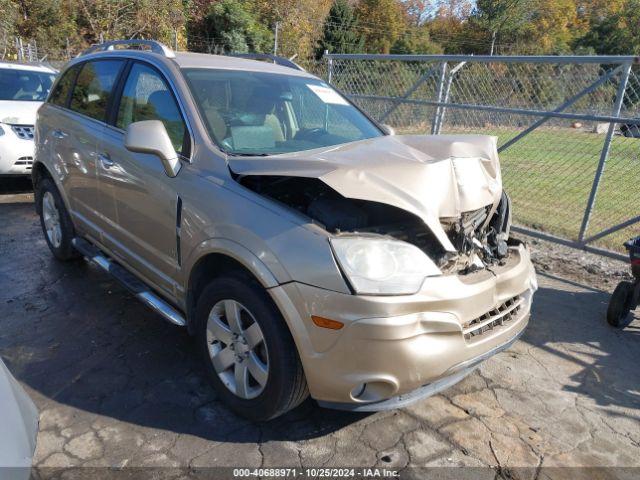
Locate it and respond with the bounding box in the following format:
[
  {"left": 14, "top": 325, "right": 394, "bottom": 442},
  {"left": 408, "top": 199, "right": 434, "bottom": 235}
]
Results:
[{"left": 607, "top": 236, "right": 640, "bottom": 327}]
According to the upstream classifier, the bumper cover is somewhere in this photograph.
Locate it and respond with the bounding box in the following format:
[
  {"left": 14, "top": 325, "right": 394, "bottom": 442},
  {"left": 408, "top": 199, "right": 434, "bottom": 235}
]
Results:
[
  {"left": 317, "top": 325, "right": 525, "bottom": 411},
  {"left": 268, "top": 243, "right": 537, "bottom": 407},
  {"left": 0, "top": 133, "right": 34, "bottom": 175}
]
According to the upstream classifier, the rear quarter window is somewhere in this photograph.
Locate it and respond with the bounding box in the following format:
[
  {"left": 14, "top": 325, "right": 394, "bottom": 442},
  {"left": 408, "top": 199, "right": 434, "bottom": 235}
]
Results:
[{"left": 69, "top": 60, "right": 124, "bottom": 122}]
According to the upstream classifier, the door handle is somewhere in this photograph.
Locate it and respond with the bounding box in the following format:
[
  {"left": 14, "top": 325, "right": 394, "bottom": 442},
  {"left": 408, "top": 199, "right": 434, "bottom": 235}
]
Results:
[
  {"left": 51, "top": 129, "right": 68, "bottom": 139},
  {"left": 98, "top": 153, "right": 114, "bottom": 169}
]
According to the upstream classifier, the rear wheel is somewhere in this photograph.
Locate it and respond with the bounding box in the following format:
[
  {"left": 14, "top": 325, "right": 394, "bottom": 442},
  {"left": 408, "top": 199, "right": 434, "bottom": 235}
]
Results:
[
  {"left": 195, "top": 274, "right": 308, "bottom": 421},
  {"left": 35, "top": 178, "right": 78, "bottom": 261},
  {"left": 607, "top": 281, "right": 634, "bottom": 327}
]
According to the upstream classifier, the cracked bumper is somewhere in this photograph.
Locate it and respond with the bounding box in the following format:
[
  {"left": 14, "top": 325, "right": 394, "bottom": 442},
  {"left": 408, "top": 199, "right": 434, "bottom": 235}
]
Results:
[{"left": 269, "top": 243, "right": 537, "bottom": 407}]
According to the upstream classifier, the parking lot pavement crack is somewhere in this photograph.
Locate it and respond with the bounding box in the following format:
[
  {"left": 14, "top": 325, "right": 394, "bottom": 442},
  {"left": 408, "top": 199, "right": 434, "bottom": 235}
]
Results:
[
  {"left": 257, "top": 426, "right": 265, "bottom": 468},
  {"left": 533, "top": 455, "right": 545, "bottom": 480},
  {"left": 320, "top": 436, "right": 338, "bottom": 467}
]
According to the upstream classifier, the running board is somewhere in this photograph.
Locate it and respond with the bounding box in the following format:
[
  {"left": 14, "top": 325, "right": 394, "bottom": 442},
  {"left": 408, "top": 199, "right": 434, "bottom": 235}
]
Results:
[{"left": 71, "top": 238, "right": 186, "bottom": 327}]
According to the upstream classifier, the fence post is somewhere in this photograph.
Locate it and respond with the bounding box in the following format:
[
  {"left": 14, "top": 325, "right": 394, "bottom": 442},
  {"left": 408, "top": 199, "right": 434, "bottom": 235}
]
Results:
[
  {"left": 16, "top": 37, "right": 24, "bottom": 61},
  {"left": 326, "top": 51, "right": 333, "bottom": 85},
  {"left": 431, "top": 62, "right": 447, "bottom": 135},
  {"left": 578, "top": 61, "right": 633, "bottom": 243},
  {"left": 435, "top": 61, "right": 466, "bottom": 135}
]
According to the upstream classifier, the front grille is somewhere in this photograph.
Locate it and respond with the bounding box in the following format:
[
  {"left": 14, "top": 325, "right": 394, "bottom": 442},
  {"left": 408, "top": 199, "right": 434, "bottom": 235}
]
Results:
[
  {"left": 11, "top": 125, "right": 35, "bottom": 140},
  {"left": 463, "top": 295, "right": 523, "bottom": 341},
  {"left": 15, "top": 156, "right": 34, "bottom": 170}
]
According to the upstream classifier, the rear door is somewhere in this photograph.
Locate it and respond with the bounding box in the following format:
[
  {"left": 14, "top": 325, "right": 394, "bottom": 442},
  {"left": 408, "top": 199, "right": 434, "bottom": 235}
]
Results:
[
  {"left": 49, "top": 59, "right": 125, "bottom": 237},
  {"left": 98, "top": 61, "right": 190, "bottom": 296}
]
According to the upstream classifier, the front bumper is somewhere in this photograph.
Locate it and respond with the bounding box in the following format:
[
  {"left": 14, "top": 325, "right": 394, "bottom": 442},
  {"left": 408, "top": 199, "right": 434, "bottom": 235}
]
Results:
[
  {"left": 0, "top": 129, "right": 35, "bottom": 175},
  {"left": 269, "top": 243, "right": 537, "bottom": 407}
]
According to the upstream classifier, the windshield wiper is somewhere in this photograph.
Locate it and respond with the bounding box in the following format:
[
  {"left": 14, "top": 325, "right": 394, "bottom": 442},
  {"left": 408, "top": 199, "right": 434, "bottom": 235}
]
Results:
[{"left": 227, "top": 152, "right": 271, "bottom": 157}]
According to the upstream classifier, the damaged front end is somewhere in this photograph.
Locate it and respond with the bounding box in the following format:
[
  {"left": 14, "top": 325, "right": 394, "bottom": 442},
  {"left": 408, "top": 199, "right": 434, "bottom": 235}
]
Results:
[
  {"left": 231, "top": 134, "right": 520, "bottom": 291},
  {"left": 239, "top": 174, "right": 514, "bottom": 278}
]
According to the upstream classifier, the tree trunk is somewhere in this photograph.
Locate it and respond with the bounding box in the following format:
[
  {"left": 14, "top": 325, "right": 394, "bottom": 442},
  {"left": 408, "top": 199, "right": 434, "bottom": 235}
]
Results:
[{"left": 490, "top": 30, "right": 496, "bottom": 56}]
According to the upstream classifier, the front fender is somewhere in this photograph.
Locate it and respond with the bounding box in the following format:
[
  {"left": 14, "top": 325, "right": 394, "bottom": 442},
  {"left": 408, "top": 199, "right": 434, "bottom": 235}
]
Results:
[{"left": 182, "top": 237, "right": 281, "bottom": 291}]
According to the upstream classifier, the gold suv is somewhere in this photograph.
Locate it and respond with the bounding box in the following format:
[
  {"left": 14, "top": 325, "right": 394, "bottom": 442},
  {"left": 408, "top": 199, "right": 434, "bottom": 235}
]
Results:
[{"left": 33, "top": 40, "right": 537, "bottom": 420}]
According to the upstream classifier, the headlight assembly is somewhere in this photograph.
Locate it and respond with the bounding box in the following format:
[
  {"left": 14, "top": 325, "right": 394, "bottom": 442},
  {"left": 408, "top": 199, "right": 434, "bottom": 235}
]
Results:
[{"left": 331, "top": 236, "right": 441, "bottom": 295}]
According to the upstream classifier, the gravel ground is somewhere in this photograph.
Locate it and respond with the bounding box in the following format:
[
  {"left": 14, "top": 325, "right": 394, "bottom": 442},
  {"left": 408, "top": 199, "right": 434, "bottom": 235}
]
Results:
[{"left": 1, "top": 178, "right": 639, "bottom": 479}]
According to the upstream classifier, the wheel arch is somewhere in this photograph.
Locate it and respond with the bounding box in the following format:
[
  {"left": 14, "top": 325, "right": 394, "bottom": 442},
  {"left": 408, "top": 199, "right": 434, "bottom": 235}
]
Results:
[
  {"left": 31, "top": 161, "right": 72, "bottom": 215},
  {"left": 184, "top": 239, "right": 282, "bottom": 333}
]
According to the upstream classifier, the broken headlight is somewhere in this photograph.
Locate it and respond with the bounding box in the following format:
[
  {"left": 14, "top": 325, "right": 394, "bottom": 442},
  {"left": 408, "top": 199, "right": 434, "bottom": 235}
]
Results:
[{"left": 331, "top": 237, "right": 441, "bottom": 295}]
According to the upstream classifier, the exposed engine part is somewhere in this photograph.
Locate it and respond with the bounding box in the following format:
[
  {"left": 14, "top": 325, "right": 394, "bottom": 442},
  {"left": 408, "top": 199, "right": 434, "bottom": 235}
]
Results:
[
  {"left": 442, "top": 208, "right": 490, "bottom": 256},
  {"left": 487, "top": 192, "right": 512, "bottom": 259},
  {"left": 239, "top": 175, "right": 513, "bottom": 275},
  {"left": 308, "top": 195, "right": 368, "bottom": 231}
]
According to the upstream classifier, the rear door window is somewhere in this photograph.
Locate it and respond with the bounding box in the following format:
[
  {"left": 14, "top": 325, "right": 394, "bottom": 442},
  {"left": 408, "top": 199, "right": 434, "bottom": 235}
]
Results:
[{"left": 70, "top": 60, "right": 124, "bottom": 122}]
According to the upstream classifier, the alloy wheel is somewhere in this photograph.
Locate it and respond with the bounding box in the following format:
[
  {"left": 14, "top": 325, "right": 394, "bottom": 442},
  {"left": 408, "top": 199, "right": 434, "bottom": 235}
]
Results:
[
  {"left": 206, "top": 299, "right": 269, "bottom": 399},
  {"left": 42, "top": 191, "right": 62, "bottom": 248}
]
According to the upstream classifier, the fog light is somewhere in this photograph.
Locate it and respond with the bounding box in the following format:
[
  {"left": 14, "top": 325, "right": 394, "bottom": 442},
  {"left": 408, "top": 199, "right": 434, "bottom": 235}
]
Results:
[{"left": 350, "top": 381, "right": 396, "bottom": 402}]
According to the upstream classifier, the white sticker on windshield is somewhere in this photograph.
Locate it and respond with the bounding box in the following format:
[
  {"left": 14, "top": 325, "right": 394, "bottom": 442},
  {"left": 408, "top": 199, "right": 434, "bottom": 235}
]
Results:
[{"left": 307, "top": 84, "right": 350, "bottom": 105}]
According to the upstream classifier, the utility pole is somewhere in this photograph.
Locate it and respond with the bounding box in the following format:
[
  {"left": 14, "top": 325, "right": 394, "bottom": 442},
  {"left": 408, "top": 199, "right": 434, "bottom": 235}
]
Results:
[{"left": 273, "top": 22, "right": 280, "bottom": 56}]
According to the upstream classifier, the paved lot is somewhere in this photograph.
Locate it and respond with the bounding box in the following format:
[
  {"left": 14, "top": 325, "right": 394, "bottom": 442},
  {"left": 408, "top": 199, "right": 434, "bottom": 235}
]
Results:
[{"left": 1, "top": 179, "right": 639, "bottom": 478}]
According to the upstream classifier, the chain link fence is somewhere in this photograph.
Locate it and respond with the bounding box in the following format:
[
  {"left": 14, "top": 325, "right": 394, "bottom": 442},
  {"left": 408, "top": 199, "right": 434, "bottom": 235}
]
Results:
[
  {"left": 2, "top": 34, "right": 638, "bottom": 258},
  {"left": 308, "top": 54, "right": 640, "bottom": 259}
]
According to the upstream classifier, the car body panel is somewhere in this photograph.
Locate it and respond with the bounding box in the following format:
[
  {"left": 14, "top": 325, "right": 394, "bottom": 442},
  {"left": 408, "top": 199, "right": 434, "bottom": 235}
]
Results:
[
  {"left": 0, "top": 358, "right": 38, "bottom": 477},
  {"left": 98, "top": 125, "right": 180, "bottom": 296}
]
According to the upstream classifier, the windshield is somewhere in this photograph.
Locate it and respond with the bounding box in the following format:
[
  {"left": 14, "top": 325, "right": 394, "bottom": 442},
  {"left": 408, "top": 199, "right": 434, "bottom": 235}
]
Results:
[
  {"left": 0, "top": 68, "right": 56, "bottom": 102},
  {"left": 183, "top": 68, "right": 382, "bottom": 155}
]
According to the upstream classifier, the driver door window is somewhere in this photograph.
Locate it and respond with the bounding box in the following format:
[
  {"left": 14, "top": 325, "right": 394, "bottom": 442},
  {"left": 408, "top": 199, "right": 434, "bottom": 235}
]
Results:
[{"left": 116, "top": 63, "right": 188, "bottom": 156}]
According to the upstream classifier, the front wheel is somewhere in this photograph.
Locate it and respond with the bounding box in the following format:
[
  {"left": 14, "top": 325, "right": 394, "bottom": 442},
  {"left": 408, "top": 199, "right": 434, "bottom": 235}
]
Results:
[
  {"left": 195, "top": 274, "right": 308, "bottom": 421},
  {"left": 35, "top": 178, "right": 78, "bottom": 261}
]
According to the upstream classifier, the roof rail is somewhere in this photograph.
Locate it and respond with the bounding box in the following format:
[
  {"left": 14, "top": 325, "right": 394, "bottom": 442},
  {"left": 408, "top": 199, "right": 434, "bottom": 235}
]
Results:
[
  {"left": 79, "top": 40, "right": 175, "bottom": 59},
  {"left": 229, "top": 53, "right": 305, "bottom": 71}
]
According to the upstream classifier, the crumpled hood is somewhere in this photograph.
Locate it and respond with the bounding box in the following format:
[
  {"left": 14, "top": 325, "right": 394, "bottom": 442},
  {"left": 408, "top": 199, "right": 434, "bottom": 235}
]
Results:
[
  {"left": 0, "top": 101, "right": 41, "bottom": 125},
  {"left": 229, "top": 135, "right": 502, "bottom": 252}
]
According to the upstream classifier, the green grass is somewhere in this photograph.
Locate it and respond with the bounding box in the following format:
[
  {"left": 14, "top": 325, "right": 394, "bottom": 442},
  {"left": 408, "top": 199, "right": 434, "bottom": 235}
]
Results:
[{"left": 404, "top": 126, "right": 640, "bottom": 253}]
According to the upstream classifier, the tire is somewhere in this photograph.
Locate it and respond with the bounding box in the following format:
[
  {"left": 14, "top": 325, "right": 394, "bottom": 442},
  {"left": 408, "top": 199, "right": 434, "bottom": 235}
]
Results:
[
  {"left": 607, "top": 281, "right": 634, "bottom": 327},
  {"left": 35, "top": 178, "right": 79, "bottom": 261},
  {"left": 195, "top": 273, "right": 308, "bottom": 421}
]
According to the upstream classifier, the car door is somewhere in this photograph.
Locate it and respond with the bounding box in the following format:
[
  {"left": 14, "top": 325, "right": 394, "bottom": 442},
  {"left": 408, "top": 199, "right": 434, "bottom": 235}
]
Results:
[
  {"left": 49, "top": 59, "right": 125, "bottom": 237},
  {"left": 98, "top": 61, "right": 190, "bottom": 296}
]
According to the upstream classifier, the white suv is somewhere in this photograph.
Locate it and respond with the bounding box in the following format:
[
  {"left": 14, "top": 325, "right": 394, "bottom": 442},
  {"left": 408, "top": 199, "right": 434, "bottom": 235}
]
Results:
[{"left": 0, "top": 61, "right": 56, "bottom": 176}]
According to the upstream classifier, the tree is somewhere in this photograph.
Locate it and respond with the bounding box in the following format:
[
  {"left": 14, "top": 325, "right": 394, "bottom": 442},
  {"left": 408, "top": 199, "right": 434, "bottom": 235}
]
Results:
[
  {"left": 0, "top": 0, "right": 19, "bottom": 59},
  {"left": 316, "top": 0, "right": 363, "bottom": 57},
  {"left": 390, "top": 26, "right": 443, "bottom": 54},
  {"left": 202, "top": 0, "right": 272, "bottom": 53},
  {"left": 252, "top": 0, "right": 333, "bottom": 60},
  {"left": 354, "top": 0, "right": 408, "bottom": 54},
  {"left": 575, "top": 0, "right": 640, "bottom": 54},
  {"left": 471, "top": 0, "right": 531, "bottom": 55}
]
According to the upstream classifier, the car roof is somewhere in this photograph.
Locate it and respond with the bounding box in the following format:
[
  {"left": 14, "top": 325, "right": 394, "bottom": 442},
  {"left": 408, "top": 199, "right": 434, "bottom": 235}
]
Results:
[
  {"left": 171, "top": 52, "right": 314, "bottom": 78},
  {"left": 71, "top": 49, "right": 315, "bottom": 79},
  {"left": 0, "top": 61, "right": 57, "bottom": 73}
]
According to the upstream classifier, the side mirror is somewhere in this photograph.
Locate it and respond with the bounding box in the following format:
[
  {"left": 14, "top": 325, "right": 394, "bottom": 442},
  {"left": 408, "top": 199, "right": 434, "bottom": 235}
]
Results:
[
  {"left": 381, "top": 124, "right": 395, "bottom": 136},
  {"left": 124, "top": 120, "right": 181, "bottom": 177}
]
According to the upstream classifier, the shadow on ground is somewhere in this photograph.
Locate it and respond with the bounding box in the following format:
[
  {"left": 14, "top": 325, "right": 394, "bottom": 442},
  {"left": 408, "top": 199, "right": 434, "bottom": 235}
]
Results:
[{"left": 1, "top": 184, "right": 639, "bottom": 446}]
